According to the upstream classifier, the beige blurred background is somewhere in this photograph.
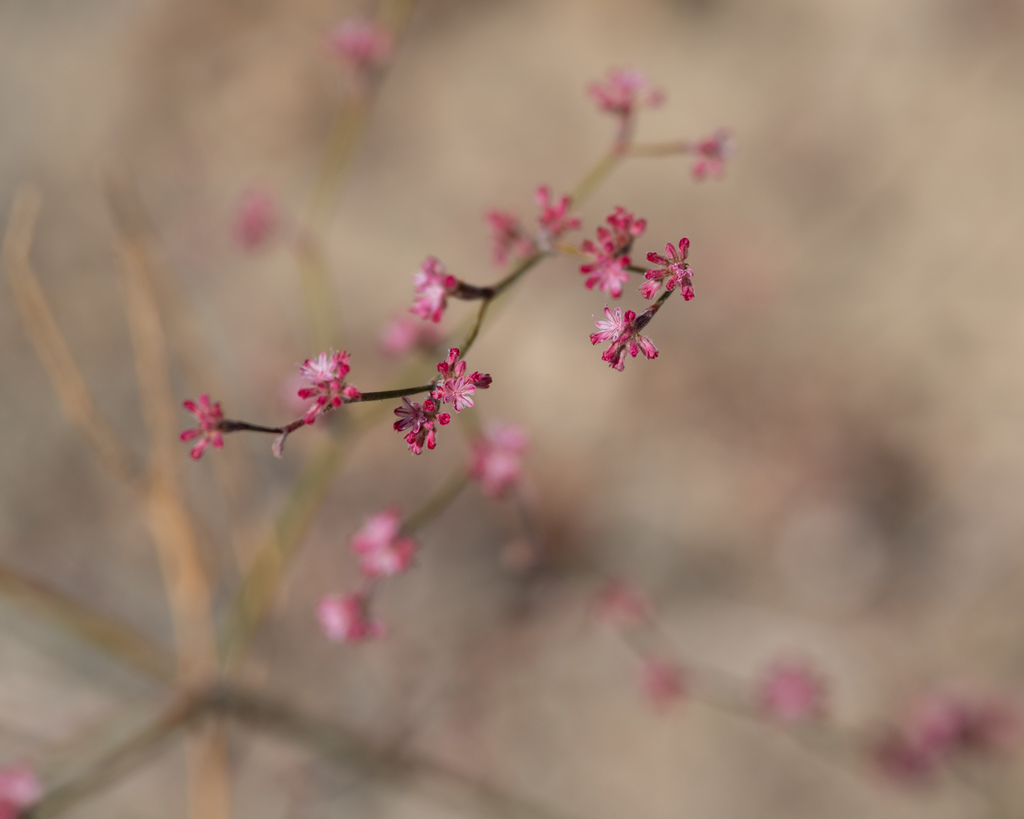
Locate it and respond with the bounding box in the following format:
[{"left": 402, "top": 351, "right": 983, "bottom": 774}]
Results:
[{"left": 3, "top": 0, "right": 1024, "bottom": 816}]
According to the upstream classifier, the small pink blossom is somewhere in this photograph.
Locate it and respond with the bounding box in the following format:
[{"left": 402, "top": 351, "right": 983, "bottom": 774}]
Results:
[
  {"left": 410, "top": 257, "right": 459, "bottom": 323},
  {"left": 180, "top": 394, "right": 225, "bottom": 460},
  {"left": 350, "top": 509, "right": 417, "bottom": 577},
  {"left": 297, "top": 350, "right": 361, "bottom": 425},
  {"left": 485, "top": 209, "right": 536, "bottom": 267},
  {"left": 379, "top": 315, "right": 443, "bottom": 357},
  {"left": 233, "top": 189, "right": 277, "bottom": 250},
  {"left": 393, "top": 397, "right": 440, "bottom": 454},
  {"left": 318, "top": 592, "right": 383, "bottom": 643},
  {"left": 469, "top": 424, "right": 528, "bottom": 498},
  {"left": 588, "top": 68, "right": 664, "bottom": 119},
  {"left": 758, "top": 659, "right": 827, "bottom": 722},
  {"left": 643, "top": 238, "right": 693, "bottom": 301},
  {"left": 0, "top": 765, "right": 41, "bottom": 817},
  {"left": 330, "top": 18, "right": 393, "bottom": 71},
  {"left": 595, "top": 578, "right": 651, "bottom": 628},
  {"left": 579, "top": 208, "right": 646, "bottom": 298},
  {"left": 689, "top": 128, "right": 734, "bottom": 181},
  {"left": 641, "top": 658, "right": 685, "bottom": 710},
  {"left": 535, "top": 187, "right": 581, "bottom": 249},
  {"left": 590, "top": 306, "right": 659, "bottom": 371}
]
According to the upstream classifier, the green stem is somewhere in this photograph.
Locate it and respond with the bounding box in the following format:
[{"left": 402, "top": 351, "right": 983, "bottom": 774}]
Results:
[{"left": 402, "top": 469, "right": 470, "bottom": 534}]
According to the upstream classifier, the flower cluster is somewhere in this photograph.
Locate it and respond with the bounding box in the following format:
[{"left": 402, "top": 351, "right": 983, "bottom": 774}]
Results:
[
  {"left": 689, "top": 128, "right": 734, "bottom": 181},
  {"left": 317, "top": 592, "right": 382, "bottom": 643},
  {"left": 485, "top": 209, "right": 536, "bottom": 268},
  {"left": 350, "top": 508, "right": 417, "bottom": 577},
  {"left": 535, "top": 186, "right": 581, "bottom": 249},
  {"left": 590, "top": 306, "right": 659, "bottom": 372},
  {"left": 588, "top": 68, "right": 664, "bottom": 121},
  {"left": 297, "top": 350, "right": 362, "bottom": 425},
  {"left": 642, "top": 238, "right": 693, "bottom": 301},
  {"left": 757, "top": 659, "right": 827, "bottom": 723},
  {"left": 0, "top": 765, "right": 40, "bottom": 819},
  {"left": 469, "top": 424, "right": 528, "bottom": 498},
  {"left": 874, "top": 690, "right": 1020, "bottom": 785},
  {"left": 180, "top": 394, "right": 225, "bottom": 460},
  {"left": 329, "top": 18, "right": 393, "bottom": 72},
  {"left": 409, "top": 256, "right": 460, "bottom": 324},
  {"left": 318, "top": 508, "right": 419, "bottom": 644},
  {"left": 393, "top": 348, "right": 492, "bottom": 454},
  {"left": 579, "top": 207, "right": 647, "bottom": 298}
]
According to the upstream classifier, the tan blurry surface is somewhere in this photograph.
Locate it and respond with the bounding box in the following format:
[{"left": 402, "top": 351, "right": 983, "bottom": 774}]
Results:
[{"left": 2, "top": 0, "right": 1024, "bottom": 816}]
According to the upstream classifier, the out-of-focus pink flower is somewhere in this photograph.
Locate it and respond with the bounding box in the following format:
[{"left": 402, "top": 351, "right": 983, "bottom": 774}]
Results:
[
  {"left": 874, "top": 689, "right": 1020, "bottom": 786},
  {"left": 297, "top": 350, "right": 361, "bottom": 425},
  {"left": 330, "top": 18, "right": 393, "bottom": 71},
  {"left": 469, "top": 424, "right": 528, "bottom": 498},
  {"left": 590, "top": 306, "right": 658, "bottom": 372},
  {"left": 689, "top": 128, "right": 734, "bottom": 181},
  {"left": 641, "top": 659, "right": 685, "bottom": 710},
  {"left": 643, "top": 238, "right": 693, "bottom": 301},
  {"left": 588, "top": 68, "right": 664, "bottom": 119},
  {"left": 579, "top": 207, "right": 647, "bottom": 298},
  {"left": 758, "top": 659, "right": 827, "bottom": 722},
  {"left": 180, "top": 394, "right": 225, "bottom": 460},
  {"left": 0, "top": 764, "right": 41, "bottom": 817},
  {"left": 903, "top": 691, "right": 1020, "bottom": 759},
  {"left": 350, "top": 509, "right": 417, "bottom": 577},
  {"left": 410, "top": 257, "right": 459, "bottom": 324},
  {"left": 485, "top": 209, "right": 536, "bottom": 267},
  {"left": 595, "top": 578, "right": 652, "bottom": 628},
  {"left": 535, "top": 187, "right": 580, "bottom": 249},
  {"left": 318, "top": 592, "right": 383, "bottom": 643},
  {"left": 233, "top": 189, "right": 277, "bottom": 250},
  {"left": 379, "top": 315, "right": 443, "bottom": 357}
]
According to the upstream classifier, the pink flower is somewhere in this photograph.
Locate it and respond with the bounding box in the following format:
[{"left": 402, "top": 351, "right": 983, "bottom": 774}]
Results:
[
  {"left": 297, "top": 350, "right": 361, "bottom": 425},
  {"left": 0, "top": 765, "right": 41, "bottom": 817},
  {"left": 318, "top": 592, "right": 383, "bottom": 643},
  {"left": 903, "top": 691, "right": 1019, "bottom": 759},
  {"left": 379, "top": 315, "right": 443, "bottom": 357},
  {"left": 758, "top": 659, "right": 827, "bottom": 722},
  {"left": 392, "top": 348, "right": 491, "bottom": 454},
  {"left": 469, "top": 424, "right": 528, "bottom": 498},
  {"left": 535, "top": 187, "right": 580, "bottom": 249},
  {"left": 485, "top": 209, "right": 535, "bottom": 267},
  {"left": 643, "top": 238, "right": 693, "bottom": 301},
  {"left": 410, "top": 257, "right": 459, "bottom": 323},
  {"left": 330, "top": 18, "right": 392, "bottom": 71},
  {"left": 180, "top": 394, "right": 225, "bottom": 460},
  {"left": 689, "top": 128, "right": 734, "bottom": 181},
  {"left": 588, "top": 68, "right": 664, "bottom": 119},
  {"left": 641, "top": 659, "right": 685, "bottom": 710},
  {"left": 579, "top": 208, "right": 646, "bottom": 298},
  {"left": 350, "top": 509, "right": 417, "bottom": 577},
  {"left": 434, "top": 347, "right": 491, "bottom": 412},
  {"left": 874, "top": 689, "right": 1020, "bottom": 786},
  {"left": 595, "top": 578, "right": 651, "bottom": 628},
  {"left": 590, "top": 306, "right": 659, "bottom": 371},
  {"left": 233, "top": 189, "right": 277, "bottom": 250}
]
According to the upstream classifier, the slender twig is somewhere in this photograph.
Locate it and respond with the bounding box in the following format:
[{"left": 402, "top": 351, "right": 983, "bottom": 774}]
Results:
[
  {"left": 23, "top": 692, "right": 206, "bottom": 819},
  {"left": 402, "top": 469, "right": 470, "bottom": 534},
  {"left": 2, "top": 187, "right": 142, "bottom": 489},
  {"left": 0, "top": 562, "right": 174, "bottom": 683}
]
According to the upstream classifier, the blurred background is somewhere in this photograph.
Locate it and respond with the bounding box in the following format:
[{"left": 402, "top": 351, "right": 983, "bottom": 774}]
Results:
[{"left": 2, "top": 0, "right": 1024, "bottom": 816}]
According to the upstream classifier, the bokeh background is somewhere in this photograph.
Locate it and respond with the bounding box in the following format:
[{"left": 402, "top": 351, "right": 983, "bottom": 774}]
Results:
[{"left": 3, "top": 0, "right": 1024, "bottom": 816}]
